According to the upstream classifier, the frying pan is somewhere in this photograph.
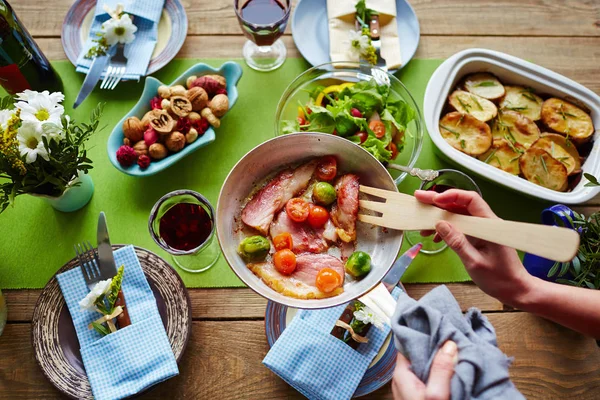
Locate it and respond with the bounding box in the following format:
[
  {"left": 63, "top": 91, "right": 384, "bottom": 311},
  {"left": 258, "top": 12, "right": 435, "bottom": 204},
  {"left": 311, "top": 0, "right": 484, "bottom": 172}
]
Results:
[{"left": 216, "top": 133, "right": 403, "bottom": 309}]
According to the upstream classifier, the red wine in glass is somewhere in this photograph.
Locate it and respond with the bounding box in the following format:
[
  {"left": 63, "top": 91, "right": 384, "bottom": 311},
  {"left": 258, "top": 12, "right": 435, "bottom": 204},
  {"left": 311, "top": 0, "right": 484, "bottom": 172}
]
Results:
[
  {"left": 159, "top": 203, "right": 213, "bottom": 252},
  {"left": 428, "top": 184, "right": 454, "bottom": 193}
]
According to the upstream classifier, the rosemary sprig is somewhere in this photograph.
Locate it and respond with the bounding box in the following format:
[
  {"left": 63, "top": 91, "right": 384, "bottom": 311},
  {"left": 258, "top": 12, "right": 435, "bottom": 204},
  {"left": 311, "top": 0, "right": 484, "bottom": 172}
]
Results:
[
  {"left": 440, "top": 124, "right": 461, "bottom": 139},
  {"left": 483, "top": 149, "right": 497, "bottom": 164},
  {"left": 521, "top": 92, "right": 539, "bottom": 103},
  {"left": 475, "top": 81, "right": 497, "bottom": 87},
  {"left": 460, "top": 139, "right": 466, "bottom": 149},
  {"left": 540, "top": 155, "right": 549, "bottom": 174},
  {"left": 456, "top": 96, "right": 471, "bottom": 112},
  {"left": 534, "top": 175, "right": 544, "bottom": 185},
  {"left": 470, "top": 95, "right": 483, "bottom": 111},
  {"left": 504, "top": 105, "right": 528, "bottom": 111}
]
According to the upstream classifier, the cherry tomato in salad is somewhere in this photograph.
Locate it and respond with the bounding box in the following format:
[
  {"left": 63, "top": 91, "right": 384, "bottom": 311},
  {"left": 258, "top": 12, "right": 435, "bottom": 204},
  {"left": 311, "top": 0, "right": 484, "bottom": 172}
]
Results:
[
  {"left": 273, "top": 249, "right": 297, "bottom": 275},
  {"left": 315, "top": 268, "right": 342, "bottom": 293},
  {"left": 356, "top": 131, "right": 368, "bottom": 144},
  {"left": 308, "top": 204, "right": 329, "bottom": 228},
  {"left": 273, "top": 233, "right": 293, "bottom": 251},
  {"left": 297, "top": 116, "right": 307, "bottom": 126},
  {"left": 369, "top": 120, "right": 386, "bottom": 139},
  {"left": 316, "top": 155, "right": 337, "bottom": 181},
  {"left": 286, "top": 198, "right": 309, "bottom": 222},
  {"left": 351, "top": 108, "right": 363, "bottom": 118},
  {"left": 387, "top": 142, "right": 398, "bottom": 160}
]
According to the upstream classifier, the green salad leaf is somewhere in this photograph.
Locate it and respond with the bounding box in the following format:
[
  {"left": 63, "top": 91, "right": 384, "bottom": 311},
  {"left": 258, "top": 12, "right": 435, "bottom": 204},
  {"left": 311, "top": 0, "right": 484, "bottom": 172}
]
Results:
[
  {"left": 362, "top": 136, "right": 392, "bottom": 163},
  {"left": 281, "top": 119, "right": 300, "bottom": 135}
]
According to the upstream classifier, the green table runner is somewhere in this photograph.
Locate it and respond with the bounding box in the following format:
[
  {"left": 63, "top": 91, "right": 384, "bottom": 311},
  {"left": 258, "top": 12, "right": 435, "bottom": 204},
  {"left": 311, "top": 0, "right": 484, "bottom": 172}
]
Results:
[{"left": 0, "top": 58, "right": 549, "bottom": 289}]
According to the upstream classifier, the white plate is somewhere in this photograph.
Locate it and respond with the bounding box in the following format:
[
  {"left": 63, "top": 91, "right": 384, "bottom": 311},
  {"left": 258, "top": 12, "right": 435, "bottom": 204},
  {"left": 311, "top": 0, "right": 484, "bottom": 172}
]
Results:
[{"left": 424, "top": 48, "right": 600, "bottom": 204}]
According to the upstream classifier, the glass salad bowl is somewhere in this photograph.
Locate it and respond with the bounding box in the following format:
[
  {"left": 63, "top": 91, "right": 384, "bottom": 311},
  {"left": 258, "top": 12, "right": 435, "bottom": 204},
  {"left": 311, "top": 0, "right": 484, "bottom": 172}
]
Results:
[{"left": 274, "top": 62, "right": 424, "bottom": 185}]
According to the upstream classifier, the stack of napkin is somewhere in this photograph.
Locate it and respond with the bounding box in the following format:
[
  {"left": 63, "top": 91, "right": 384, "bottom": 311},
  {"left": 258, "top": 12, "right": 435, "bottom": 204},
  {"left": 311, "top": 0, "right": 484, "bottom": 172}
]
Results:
[
  {"left": 76, "top": 0, "right": 166, "bottom": 80},
  {"left": 327, "top": 0, "right": 402, "bottom": 69},
  {"left": 57, "top": 245, "right": 178, "bottom": 400}
]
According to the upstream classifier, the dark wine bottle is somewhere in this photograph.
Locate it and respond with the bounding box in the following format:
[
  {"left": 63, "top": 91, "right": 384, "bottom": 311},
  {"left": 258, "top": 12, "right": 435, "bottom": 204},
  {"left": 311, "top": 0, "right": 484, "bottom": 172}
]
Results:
[{"left": 0, "top": 0, "right": 62, "bottom": 95}]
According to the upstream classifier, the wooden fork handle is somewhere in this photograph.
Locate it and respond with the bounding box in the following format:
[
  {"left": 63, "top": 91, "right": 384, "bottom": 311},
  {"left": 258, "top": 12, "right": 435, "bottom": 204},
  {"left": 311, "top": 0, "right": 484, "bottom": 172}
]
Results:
[{"left": 114, "top": 290, "right": 131, "bottom": 328}]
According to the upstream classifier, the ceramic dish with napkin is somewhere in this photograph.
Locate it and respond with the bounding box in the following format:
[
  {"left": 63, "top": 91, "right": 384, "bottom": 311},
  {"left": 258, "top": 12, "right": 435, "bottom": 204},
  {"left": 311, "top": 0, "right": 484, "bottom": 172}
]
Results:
[
  {"left": 56, "top": 245, "right": 179, "bottom": 400},
  {"left": 328, "top": 0, "right": 402, "bottom": 70}
]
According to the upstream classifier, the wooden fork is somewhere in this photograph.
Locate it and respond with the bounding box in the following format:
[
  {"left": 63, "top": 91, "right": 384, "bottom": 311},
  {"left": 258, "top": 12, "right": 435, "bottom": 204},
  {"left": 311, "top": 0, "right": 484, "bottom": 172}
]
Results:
[{"left": 358, "top": 185, "right": 580, "bottom": 263}]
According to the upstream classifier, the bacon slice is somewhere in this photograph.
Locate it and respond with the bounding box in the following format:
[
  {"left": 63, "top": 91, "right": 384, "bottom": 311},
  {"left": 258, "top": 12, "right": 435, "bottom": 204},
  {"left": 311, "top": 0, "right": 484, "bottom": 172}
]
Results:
[
  {"left": 241, "top": 161, "right": 317, "bottom": 235},
  {"left": 247, "top": 254, "right": 345, "bottom": 299},
  {"left": 330, "top": 174, "right": 359, "bottom": 242},
  {"left": 270, "top": 210, "right": 328, "bottom": 254}
]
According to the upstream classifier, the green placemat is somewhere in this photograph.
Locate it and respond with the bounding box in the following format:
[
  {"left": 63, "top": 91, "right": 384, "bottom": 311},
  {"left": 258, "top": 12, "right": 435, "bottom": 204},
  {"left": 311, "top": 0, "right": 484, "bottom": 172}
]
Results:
[{"left": 0, "top": 58, "right": 550, "bottom": 289}]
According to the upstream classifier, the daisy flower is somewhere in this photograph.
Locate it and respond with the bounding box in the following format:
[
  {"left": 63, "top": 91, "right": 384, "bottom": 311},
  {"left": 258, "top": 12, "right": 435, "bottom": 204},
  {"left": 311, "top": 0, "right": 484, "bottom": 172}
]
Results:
[
  {"left": 102, "top": 14, "right": 137, "bottom": 46},
  {"left": 79, "top": 279, "right": 113, "bottom": 311},
  {"left": 16, "top": 91, "right": 64, "bottom": 133},
  {"left": 348, "top": 30, "right": 371, "bottom": 57},
  {"left": 354, "top": 306, "right": 385, "bottom": 330},
  {"left": 0, "top": 109, "right": 15, "bottom": 131},
  {"left": 17, "top": 121, "right": 50, "bottom": 163}
]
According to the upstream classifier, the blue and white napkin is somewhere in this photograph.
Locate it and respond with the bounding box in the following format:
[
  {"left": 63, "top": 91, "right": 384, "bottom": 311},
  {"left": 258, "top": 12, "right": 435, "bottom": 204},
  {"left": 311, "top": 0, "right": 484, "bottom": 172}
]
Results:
[
  {"left": 76, "top": 0, "right": 166, "bottom": 80},
  {"left": 57, "top": 245, "right": 178, "bottom": 400},
  {"left": 263, "top": 288, "right": 401, "bottom": 400}
]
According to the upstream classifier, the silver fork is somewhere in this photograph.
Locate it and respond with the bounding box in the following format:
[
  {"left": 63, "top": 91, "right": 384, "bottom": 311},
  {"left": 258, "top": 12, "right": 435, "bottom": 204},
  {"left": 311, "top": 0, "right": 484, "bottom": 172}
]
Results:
[
  {"left": 100, "top": 43, "right": 127, "bottom": 90},
  {"left": 369, "top": 14, "right": 387, "bottom": 72},
  {"left": 74, "top": 241, "right": 110, "bottom": 290}
]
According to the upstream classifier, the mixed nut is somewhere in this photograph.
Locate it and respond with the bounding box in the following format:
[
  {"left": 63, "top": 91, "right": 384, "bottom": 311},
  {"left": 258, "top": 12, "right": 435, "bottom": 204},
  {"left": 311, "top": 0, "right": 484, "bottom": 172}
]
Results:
[{"left": 116, "top": 74, "right": 230, "bottom": 169}]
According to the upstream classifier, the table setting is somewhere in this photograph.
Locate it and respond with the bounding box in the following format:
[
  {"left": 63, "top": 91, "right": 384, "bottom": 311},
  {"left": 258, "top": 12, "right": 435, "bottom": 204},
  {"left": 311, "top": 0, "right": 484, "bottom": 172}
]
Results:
[{"left": 1, "top": 0, "right": 600, "bottom": 399}]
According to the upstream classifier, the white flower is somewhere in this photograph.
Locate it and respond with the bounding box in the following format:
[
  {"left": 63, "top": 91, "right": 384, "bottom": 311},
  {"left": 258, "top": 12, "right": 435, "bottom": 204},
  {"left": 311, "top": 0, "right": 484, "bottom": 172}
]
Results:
[
  {"left": 0, "top": 109, "right": 15, "bottom": 131},
  {"left": 348, "top": 30, "right": 370, "bottom": 56},
  {"left": 41, "top": 122, "right": 65, "bottom": 142},
  {"left": 16, "top": 91, "right": 64, "bottom": 133},
  {"left": 79, "top": 279, "right": 112, "bottom": 311},
  {"left": 354, "top": 306, "right": 385, "bottom": 330},
  {"left": 102, "top": 14, "right": 137, "bottom": 45},
  {"left": 17, "top": 121, "right": 50, "bottom": 163},
  {"left": 16, "top": 90, "right": 64, "bottom": 105}
]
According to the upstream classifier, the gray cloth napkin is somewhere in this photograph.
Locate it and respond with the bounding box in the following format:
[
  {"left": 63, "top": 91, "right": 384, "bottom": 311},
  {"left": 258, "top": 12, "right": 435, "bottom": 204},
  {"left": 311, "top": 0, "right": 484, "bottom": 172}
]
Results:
[{"left": 391, "top": 285, "right": 524, "bottom": 400}]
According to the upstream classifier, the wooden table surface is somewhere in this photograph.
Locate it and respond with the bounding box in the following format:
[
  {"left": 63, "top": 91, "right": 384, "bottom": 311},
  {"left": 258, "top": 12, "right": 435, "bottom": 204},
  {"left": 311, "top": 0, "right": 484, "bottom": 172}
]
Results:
[{"left": 2, "top": 1, "right": 600, "bottom": 399}]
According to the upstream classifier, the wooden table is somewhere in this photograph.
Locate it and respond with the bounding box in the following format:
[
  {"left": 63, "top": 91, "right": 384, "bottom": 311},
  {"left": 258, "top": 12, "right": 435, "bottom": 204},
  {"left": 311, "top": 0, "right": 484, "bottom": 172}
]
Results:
[{"left": 2, "top": 1, "right": 600, "bottom": 398}]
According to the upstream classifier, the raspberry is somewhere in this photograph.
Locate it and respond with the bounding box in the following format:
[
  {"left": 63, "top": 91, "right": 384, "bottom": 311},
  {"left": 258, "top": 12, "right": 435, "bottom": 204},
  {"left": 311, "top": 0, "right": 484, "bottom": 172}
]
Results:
[
  {"left": 137, "top": 155, "right": 151, "bottom": 169},
  {"left": 116, "top": 145, "right": 138, "bottom": 167},
  {"left": 190, "top": 76, "right": 222, "bottom": 96},
  {"left": 216, "top": 88, "right": 228, "bottom": 96},
  {"left": 176, "top": 117, "right": 191, "bottom": 134},
  {"left": 192, "top": 118, "right": 210, "bottom": 135},
  {"left": 150, "top": 96, "right": 162, "bottom": 110},
  {"left": 144, "top": 127, "right": 159, "bottom": 146}
]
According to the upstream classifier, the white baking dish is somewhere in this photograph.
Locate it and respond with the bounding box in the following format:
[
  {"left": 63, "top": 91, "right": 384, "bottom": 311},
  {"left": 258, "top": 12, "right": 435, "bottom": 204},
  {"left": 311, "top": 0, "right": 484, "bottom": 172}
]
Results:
[{"left": 424, "top": 48, "right": 600, "bottom": 204}]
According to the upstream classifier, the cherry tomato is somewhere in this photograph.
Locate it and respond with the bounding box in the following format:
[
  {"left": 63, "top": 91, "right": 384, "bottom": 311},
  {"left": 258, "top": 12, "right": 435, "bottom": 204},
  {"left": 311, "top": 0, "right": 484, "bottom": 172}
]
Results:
[
  {"left": 350, "top": 108, "right": 363, "bottom": 118},
  {"left": 315, "top": 268, "right": 342, "bottom": 293},
  {"left": 356, "top": 131, "right": 368, "bottom": 144},
  {"left": 273, "top": 249, "right": 297, "bottom": 275},
  {"left": 369, "top": 120, "right": 386, "bottom": 139},
  {"left": 316, "top": 155, "right": 338, "bottom": 181},
  {"left": 387, "top": 142, "right": 398, "bottom": 160},
  {"left": 297, "top": 116, "right": 307, "bottom": 126},
  {"left": 308, "top": 204, "right": 329, "bottom": 228},
  {"left": 286, "top": 198, "right": 309, "bottom": 222},
  {"left": 273, "top": 233, "right": 293, "bottom": 251}
]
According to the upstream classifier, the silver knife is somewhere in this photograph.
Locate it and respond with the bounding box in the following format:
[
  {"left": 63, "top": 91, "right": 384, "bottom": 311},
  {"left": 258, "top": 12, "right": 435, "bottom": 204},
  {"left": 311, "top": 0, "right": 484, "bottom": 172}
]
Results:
[
  {"left": 97, "top": 212, "right": 131, "bottom": 327},
  {"left": 73, "top": 54, "right": 110, "bottom": 109}
]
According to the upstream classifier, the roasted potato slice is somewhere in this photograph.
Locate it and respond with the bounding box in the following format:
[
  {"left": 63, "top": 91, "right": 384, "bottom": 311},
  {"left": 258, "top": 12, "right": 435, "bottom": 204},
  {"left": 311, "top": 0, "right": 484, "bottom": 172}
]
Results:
[
  {"left": 439, "top": 112, "right": 492, "bottom": 156},
  {"left": 449, "top": 90, "right": 498, "bottom": 122},
  {"left": 541, "top": 98, "right": 594, "bottom": 142},
  {"left": 478, "top": 139, "right": 522, "bottom": 175},
  {"left": 463, "top": 72, "right": 505, "bottom": 100},
  {"left": 531, "top": 133, "right": 581, "bottom": 175},
  {"left": 499, "top": 86, "right": 543, "bottom": 121},
  {"left": 491, "top": 110, "right": 540, "bottom": 149},
  {"left": 520, "top": 147, "right": 568, "bottom": 191}
]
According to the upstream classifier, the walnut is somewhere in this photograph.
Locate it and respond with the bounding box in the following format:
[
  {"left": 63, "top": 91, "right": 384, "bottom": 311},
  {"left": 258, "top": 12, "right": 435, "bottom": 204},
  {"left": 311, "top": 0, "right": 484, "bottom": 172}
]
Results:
[
  {"left": 148, "top": 109, "right": 176, "bottom": 134},
  {"left": 122, "top": 116, "right": 145, "bottom": 142},
  {"left": 170, "top": 96, "right": 192, "bottom": 118},
  {"left": 186, "top": 75, "right": 198, "bottom": 89},
  {"left": 186, "top": 87, "right": 209, "bottom": 111},
  {"left": 165, "top": 131, "right": 186, "bottom": 152},
  {"left": 141, "top": 111, "right": 154, "bottom": 127},
  {"left": 133, "top": 141, "right": 148, "bottom": 156},
  {"left": 206, "top": 74, "right": 227, "bottom": 88},
  {"left": 149, "top": 143, "right": 168, "bottom": 160},
  {"left": 209, "top": 94, "right": 229, "bottom": 117},
  {"left": 170, "top": 85, "right": 187, "bottom": 96}
]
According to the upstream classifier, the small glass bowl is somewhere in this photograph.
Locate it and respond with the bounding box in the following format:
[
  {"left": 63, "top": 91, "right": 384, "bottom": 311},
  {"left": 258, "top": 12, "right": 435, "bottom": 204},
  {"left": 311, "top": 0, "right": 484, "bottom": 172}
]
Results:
[
  {"left": 274, "top": 62, "right": 424, "bottom": 186},
  {"left": 149, "top": 190, "right": 220, "bottom": 273},
  {"left": 405, "top": 169, "right": 482, "bottom": 254}
]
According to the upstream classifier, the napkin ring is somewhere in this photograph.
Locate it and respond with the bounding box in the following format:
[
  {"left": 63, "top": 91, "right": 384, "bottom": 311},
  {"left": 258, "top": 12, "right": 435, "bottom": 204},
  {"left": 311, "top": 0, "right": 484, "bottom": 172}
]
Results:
[
  {"left": 335, "top": 320, "right": 369, "bottom": 344},
  {"left": 88, "top": 306, "right": 124, "bottom": 333}
]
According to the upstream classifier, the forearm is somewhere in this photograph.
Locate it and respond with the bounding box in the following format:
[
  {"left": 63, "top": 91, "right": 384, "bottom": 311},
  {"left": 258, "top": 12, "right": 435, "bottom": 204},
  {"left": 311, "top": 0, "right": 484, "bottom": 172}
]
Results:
[{"left": 514, "top": 276, "right": 600, "bottom": 339}]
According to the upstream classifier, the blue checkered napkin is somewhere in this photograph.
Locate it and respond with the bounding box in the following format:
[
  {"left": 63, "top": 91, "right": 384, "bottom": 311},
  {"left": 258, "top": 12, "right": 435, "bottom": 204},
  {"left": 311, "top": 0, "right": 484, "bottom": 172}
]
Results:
[
  {"left": 75, "top": 0, "right": 166, "bottom": 80},
  {"left": 56, "top": 245, "right": 178, "bottom": 400},
  {"left": 263, "top": 288, "right": 401, "bottom": 400}
]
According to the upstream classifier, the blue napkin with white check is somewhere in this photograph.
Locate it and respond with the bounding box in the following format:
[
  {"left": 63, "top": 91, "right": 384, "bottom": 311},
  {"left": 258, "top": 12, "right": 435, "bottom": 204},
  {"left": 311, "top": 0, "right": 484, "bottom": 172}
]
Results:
[
  {"left": 263, "top": 288, "right": 401, "bottom": 400},
  {"left": 57, "top": 245, "right": 179, "bottom": 400},
  {"left": 76, "top": 0, "right": 166, "bottom": 80}
]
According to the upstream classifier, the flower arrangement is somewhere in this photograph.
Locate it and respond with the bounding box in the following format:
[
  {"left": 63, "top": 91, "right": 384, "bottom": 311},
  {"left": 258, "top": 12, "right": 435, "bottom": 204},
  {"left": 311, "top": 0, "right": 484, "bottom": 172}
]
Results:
[
  {"left": 348, "top": 0, "right": 377, "bottom": 65},
  {"left": 86, "top": 4, "right": 138, "bottom": 59},
  {"left": 339, "top": 301, "right": 385, "bottom": 345},
  {"left": 79, "top": 266, "right": 125, "bottom": 336},
  {"left": 0, "top": 90, "right": 103, "bottom": 213}
]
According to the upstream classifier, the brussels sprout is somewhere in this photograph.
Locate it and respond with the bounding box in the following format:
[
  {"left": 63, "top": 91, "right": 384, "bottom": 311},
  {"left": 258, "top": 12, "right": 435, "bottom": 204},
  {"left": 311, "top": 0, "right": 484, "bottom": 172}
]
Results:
[
  {"left": 312, "top": 182, "right": 337, "bottom": 206},
  {"left": 345, "top": 251, "right": 372, "bottom": 278},
  {"left": 238, "top": 235, "right": 270, "bottom": 261}
]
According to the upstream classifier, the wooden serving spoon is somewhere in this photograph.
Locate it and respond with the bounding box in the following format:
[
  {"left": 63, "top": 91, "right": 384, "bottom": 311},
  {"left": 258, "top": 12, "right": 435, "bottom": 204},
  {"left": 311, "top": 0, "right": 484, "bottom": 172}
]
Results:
[{"left": 358, "top": 185, "right": 580, "bottom": 263}]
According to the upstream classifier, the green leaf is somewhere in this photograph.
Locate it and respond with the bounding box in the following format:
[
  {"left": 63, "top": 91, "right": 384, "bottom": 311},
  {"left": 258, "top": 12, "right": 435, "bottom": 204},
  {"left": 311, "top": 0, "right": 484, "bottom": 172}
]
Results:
[
  {"left": 558, "top": 262, "right": 570, "bottom": 277},
  {"left": 547, "top": 261, "right": 560, "bottom": 278},
  {"left": 91, "top": 321, "right": 110, "bottom": 336},
  {"left": 306, "top": 106, "right": 336, "bottom": 133},
  {"left": 584, "top": 173, "right": 600, "bottom": 187},
  {"left": 361, "top": 136, "right": 391, "bottom": 163},
  {"left": 281, "top": 119, "right": 300, "bottom": 135}
]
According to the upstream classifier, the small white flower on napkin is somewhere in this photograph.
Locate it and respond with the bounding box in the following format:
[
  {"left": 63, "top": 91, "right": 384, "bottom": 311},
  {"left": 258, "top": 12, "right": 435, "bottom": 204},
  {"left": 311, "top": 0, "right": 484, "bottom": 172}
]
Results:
[
  {"left": 348, "top": 30, "right": 370, "bottom": 56},
  {"left": 354, "top": 306, "right": 385, "bottom": 330},
  {"left": 102, "top": 14, "right": 138, "bottom": 45},
  {"left": 79, "top": 279, "right": 112, "bottom": 311}
]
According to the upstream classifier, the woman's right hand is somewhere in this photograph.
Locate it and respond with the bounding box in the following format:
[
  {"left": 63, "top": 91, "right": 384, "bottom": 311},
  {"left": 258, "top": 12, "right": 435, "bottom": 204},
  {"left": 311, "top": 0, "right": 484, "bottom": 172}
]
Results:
[{"left": 414, "top": 189, "right": 535, "bottom": 307}]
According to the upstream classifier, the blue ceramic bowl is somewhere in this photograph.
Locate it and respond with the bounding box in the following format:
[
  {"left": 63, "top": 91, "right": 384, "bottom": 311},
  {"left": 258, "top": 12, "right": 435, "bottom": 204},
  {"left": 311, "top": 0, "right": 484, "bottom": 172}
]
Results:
[{"left": 108, "top": 62, "right": 243, "bottom": 176}]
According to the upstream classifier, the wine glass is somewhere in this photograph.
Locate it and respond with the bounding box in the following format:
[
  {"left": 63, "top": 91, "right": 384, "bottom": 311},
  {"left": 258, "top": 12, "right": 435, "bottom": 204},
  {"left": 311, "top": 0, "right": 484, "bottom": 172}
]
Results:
[
  {"left": 149, "top": 190, "right": 220, "bottom": 273},
  {"left": 405, "top": 169, "right": 482, "bottom": 254},
  {"left": 234, "top": 0, "right": 291, "bottom": 72}
]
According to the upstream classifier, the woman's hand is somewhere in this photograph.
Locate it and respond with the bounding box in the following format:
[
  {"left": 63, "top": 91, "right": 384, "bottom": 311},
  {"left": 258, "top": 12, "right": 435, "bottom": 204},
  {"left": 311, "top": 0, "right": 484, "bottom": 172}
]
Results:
[
  {"left": 414, "top": 189, "right": 534, "bottom": 307},
  {"left": 392, "top": 341, "right": 457, "bottom": 400}
]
